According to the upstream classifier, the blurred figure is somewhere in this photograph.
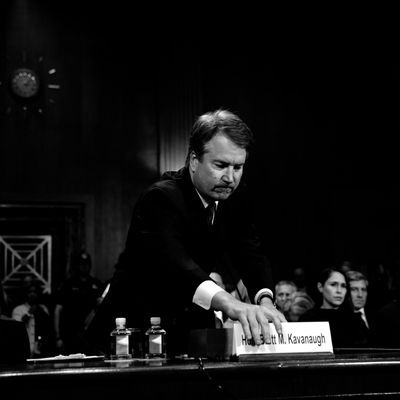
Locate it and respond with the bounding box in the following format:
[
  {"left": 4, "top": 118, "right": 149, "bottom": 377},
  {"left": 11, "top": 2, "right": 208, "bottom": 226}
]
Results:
[
  {"left": 54, "top": 251, "right": 104, "bottom": 354},
  {"left": 11, "top": 277, "right": 55, "bottom": 358},
  {"left": 299, "top": 267, "right": 357, "bottom": 348},
  {"left": 275, "top": 280, "right": 297, "bottom": 316},
  {"left": 287, "top": 291, "right": 315, "bottom": 322},
  {"left": 367, "top": 262, "right": 392, "bottom": 311},
  {"left": 1, "top": 281, "right": 30, "bottom": 363},
  {"left": 339, "top": 260, "right": 353, "bottom": 274},
  {"left": 0, "top": 279, "right": 12, "bottom": 316},
  {"left": 290, "top": 266, "right": 311, "bottom": 294},
  {"left": 371, "top": 268, "right": 400, "bottom": 348}
]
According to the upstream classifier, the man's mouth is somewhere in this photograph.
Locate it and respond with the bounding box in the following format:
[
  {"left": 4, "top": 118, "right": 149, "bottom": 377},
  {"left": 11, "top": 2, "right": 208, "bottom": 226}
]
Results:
[{"left": 215, "top": 187, "right": 233, "bottom": 193}]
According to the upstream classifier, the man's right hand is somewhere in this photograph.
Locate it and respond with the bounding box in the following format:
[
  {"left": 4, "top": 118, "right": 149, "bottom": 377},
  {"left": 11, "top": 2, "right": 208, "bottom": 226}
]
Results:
[{"left": 211, "top": 290, "right": 286, "bottom": 345}]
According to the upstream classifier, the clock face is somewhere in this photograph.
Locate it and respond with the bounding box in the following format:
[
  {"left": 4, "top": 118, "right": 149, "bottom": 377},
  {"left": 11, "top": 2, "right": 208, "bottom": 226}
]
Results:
[
  {"left": 1, "top": 54, "right": 61, "bottom": 116},
  {"left": 10, "top": 68, "right": 40, "bottom": 99}
]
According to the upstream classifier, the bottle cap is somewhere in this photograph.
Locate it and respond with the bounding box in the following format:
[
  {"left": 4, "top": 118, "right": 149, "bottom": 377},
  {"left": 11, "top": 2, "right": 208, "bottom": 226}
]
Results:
[
  {"left": 115, "top": 317, "right": 126, "bottom": 328},
  {"left": 150, "top": 317, "right": 161, "bottom": 325}
]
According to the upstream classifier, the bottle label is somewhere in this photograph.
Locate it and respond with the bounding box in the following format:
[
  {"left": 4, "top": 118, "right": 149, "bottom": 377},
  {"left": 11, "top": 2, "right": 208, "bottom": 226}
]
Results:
[
  {"left": 116, "top": 334, "right": 129, "bottom": 355},
  {"left": 149, "top": 334, "right": 162, "bottom": 354}
]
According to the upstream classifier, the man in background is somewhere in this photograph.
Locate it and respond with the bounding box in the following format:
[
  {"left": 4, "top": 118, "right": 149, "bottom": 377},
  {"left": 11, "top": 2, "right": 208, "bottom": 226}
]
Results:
[
  {"left": 12, "top": 277, "right": 55, "bottom": 357},
  {"left": 275, "top": 280, "right": 297, "bottom": 318},
  {"left": 345, "top": 270, "right": 372, "bottom": 347},
  {"left": 54, "top": 251, "right": 104, "bottom": 354}
]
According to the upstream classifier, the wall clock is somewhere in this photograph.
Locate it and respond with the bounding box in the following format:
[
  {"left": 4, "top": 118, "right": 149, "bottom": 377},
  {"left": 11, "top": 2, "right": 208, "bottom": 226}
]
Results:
[
  {"left": 0, "top": 53, "right": 61, "bottom": 117},
  {"left": 10, "top": 67, "right": 40, "bottom": 99}
]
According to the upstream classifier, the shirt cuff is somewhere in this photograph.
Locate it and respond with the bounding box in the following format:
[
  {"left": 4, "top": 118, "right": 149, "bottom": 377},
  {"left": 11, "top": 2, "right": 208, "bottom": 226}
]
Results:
[
  {"left": 254, "top": 288, "right": 274, "bottom": 305},
  {"left": 193, "top": 280, "right": 225, "bottom": 310}
]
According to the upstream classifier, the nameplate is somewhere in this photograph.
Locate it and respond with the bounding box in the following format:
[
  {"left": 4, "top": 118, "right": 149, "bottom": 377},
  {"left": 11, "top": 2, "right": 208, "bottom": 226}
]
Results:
[{"left": 231, "top": 321, "right": 333, "bottom": 357}]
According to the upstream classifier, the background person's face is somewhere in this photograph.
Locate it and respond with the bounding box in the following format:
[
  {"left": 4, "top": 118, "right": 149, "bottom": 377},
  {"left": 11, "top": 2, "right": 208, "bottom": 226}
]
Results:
[
  {"left": 191, "top": 133, "right": 246, "bottom": 202},
  {"left": 319, "top": 271, "right": 347, "bottom": 309},
  {"left": 275, "top": 284, "right": 296, "bottom": 312},
  {"left": 349, "top": 280, "right": 368, "bottom": 311},
  {"left": 27, "top": 286, "right": 39, "bottom": 305}
]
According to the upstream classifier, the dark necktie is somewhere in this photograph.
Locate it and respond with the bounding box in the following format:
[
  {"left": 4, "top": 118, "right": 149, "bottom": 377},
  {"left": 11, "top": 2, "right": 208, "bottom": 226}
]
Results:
[
  {"left": 206, "top": 202, "right": 216, "bottom": 226},
  {"left": 356, "top": 310, "right": 369, "bottom": 329}
]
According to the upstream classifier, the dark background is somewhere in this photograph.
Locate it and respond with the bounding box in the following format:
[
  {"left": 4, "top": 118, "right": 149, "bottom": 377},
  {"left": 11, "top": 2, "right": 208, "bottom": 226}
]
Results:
[{"left": 0, "top": 1, "right": 398, "bottom": 290}]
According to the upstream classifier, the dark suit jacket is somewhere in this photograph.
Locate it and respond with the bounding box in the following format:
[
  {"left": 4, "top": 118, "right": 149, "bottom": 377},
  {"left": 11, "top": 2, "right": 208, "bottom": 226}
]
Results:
[
  {"left": 299, "top": 307, "right": 356, "bottom": 348},
  {"left": 350, "top": 309, "right": 372, "bottom": 348},
  {"left": 85, "top": 167, "right": 273, "bottom": 355},
  {"left": 300, "top": 305, "right": 375, "bottom": 349}
]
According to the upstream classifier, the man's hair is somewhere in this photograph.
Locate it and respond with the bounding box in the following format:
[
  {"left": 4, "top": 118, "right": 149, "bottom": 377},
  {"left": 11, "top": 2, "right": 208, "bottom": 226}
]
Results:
[
  {"left": 275, "top": 280, "right": 297, "bottom": 292},
  {"left": 345, "top": 270, "right": 369, "bottom": 286},
  {"left": 185, "top": 109, "right": 254, "bottom": 166}
]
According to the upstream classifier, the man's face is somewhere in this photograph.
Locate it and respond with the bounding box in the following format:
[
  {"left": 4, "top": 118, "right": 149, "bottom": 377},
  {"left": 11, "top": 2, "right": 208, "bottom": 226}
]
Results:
[
  {"left": 190, "top": 133, "right": 246, "bottom": 202},
  {"left": 275, "top": 284, "right": 296, "bottom": 313},
  {"left": 27, "top": 285, "right": 39, "bottom": 304},
  {"left": 349, "top": 280, "right": 368, "bottom": 311}
]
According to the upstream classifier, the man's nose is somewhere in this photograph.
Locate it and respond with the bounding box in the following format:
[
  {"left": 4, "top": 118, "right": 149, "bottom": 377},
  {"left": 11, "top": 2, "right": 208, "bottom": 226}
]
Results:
[{"left": 222, "top": 167, "right": 234, "bottom": 182}]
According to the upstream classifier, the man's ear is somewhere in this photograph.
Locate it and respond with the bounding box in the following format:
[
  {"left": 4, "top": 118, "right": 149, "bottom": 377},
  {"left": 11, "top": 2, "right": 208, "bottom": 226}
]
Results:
[{"left": 189, "top": 151, "right": 198, "bottom": 173}]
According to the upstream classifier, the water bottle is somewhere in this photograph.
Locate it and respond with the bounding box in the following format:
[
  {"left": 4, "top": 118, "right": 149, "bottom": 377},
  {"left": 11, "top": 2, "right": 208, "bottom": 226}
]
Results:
[
  {"left": 110, "top": 317, "right": 132, "bottom": 359},
  {"left": 145, "top": 317, "right": 166, "bottom": 359}
]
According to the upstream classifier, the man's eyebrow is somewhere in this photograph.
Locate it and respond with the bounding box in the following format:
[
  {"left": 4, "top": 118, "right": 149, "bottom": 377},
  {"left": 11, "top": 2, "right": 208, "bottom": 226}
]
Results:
[{"left": 214, "top": 159, "right": 245, "bottom": 166}]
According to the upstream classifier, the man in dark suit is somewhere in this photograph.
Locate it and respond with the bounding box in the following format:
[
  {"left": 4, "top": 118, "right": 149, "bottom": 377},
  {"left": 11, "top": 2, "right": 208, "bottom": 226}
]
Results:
[
  {"left": 345, "top": 270, "right": 374, "bottom": 347},
  {"left": 85, "top": 109, "right": 285, "bottom": 356}
]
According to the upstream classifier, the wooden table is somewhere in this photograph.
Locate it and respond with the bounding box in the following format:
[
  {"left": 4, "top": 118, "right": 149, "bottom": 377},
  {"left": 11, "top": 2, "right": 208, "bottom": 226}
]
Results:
[{"left": 1, "top": 349, "right": 400, "bottom": 399}]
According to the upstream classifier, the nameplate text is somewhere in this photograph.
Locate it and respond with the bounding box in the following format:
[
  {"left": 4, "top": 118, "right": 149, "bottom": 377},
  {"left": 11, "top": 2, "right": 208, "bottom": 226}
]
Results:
[{"left": 231, "top": 321, "right": 333, "bottom": 356}]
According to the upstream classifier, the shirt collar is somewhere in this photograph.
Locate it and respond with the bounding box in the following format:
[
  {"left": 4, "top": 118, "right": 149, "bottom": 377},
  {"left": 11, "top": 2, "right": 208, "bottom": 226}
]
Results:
[{"left": 195, "top": 189, "right": 219, "bottom": 209}]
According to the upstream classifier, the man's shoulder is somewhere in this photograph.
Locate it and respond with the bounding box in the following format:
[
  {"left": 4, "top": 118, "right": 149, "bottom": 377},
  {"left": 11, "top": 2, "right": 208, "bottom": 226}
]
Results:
[
  {"left": 12, "top": 303, "right": 28, "bottom": 313},
  {"left": 144, "top": 167, "right": 190, "bottom": 199},
  {"left": 154, "top": 168, "right": 186, "bottom": 188}
]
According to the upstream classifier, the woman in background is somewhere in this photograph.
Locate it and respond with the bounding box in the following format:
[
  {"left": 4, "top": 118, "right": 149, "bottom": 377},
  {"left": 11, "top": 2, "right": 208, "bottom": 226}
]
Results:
[{"left": 299, "top": 267, "right": 357, "bottom": 348}]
